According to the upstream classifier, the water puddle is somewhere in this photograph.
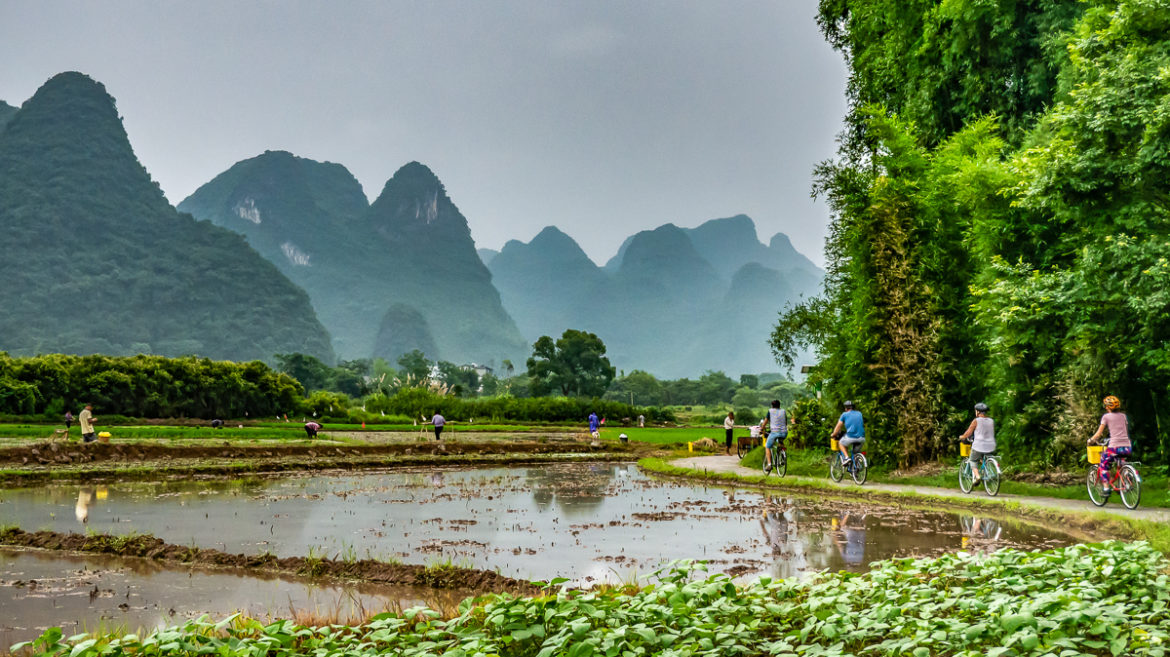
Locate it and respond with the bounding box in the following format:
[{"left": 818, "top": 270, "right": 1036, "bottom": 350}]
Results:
[{"left": 0, "top": 463, "right": 1075, "bottom": 586}]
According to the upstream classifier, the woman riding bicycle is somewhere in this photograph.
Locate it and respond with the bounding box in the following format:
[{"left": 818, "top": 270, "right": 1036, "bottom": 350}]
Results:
[
  {"left": 1088, "top": 395, "right": 1131, "bottom": 492},
  {"left": 958, "top": 403, "right": 995, "bottom": 482}
]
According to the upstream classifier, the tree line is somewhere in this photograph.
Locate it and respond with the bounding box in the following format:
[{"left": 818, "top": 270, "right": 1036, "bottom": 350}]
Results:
[{"left": 773, "top": 0, "right": 1170, "bottom": 467}]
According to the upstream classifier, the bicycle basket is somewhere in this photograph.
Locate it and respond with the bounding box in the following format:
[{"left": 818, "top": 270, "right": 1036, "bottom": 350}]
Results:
[
  {"left": 1087, "top": 445, "right": 1103, "bottom": 465},
  {"left": 959, "top": 443, "right": 971, "bottom": 457},
  {"left": 830, "top": 438, "right": 839, "bottom": 451}
]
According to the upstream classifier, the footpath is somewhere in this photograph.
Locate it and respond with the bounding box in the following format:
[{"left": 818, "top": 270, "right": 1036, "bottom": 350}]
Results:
[{"left": 671, "top": 454, "right": 1170, "bottom": 523}]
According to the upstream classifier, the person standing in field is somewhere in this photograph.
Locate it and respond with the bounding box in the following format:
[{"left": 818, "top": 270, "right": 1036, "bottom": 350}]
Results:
[
  {"left": 638, "top": 414, "right": 645, "bottom": 427},
  {"left": 588, "top": 411, "right": 600, "bottom": 439},
  {"left": 64, "top": 410, "right": 73, "bottom": 437},
  {"left": 78, "top": 404, "right": 96, "bottom": 443},
  {"left": 724, "top": 410, "right": 736, "bottom": 455},
  {"left": 430, "top": 412, "right": 445, "bottom": 440}
]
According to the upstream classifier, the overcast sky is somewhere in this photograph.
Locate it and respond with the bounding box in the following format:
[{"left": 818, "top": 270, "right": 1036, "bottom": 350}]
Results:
[{"left": 1, "top": 1, "right": 846, "bottom": 266}]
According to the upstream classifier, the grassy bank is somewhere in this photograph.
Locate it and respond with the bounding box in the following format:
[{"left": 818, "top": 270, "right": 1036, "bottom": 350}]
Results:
[
  {"left": 14, "top": 541, "right": 1170, "bottom": 657},
  {"left": 737, "top": 445, "right": 1170, "bottom": 509}
]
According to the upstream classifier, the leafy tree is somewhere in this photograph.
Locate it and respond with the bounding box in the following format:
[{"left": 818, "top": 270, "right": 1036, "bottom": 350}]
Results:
[
  {"left": 739, "top": 374, "right": 760, "bottom": 389},
  {"left": 526, "top": 330, "right": 616, "bottom": 397},
  {"left": 396, "top": 350, "right": 433, "bottom": 382}
]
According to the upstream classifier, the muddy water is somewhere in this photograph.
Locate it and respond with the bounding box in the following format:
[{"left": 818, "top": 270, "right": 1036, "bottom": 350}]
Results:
[
  {"left": 1, "top": 463, "right": 1075, "bottom": 585},
  {"left": 0, "top": 548, "right": 470, "bottom": 650}
]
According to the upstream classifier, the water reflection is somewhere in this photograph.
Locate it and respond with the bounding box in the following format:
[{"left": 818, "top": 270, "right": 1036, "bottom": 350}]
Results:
[{"left": 0, "top": 464, "right": 1075, "bottom": 585}]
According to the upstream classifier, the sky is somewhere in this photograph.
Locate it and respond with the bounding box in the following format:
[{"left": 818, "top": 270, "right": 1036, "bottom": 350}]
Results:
[{"left": 0, "top": 1, "right": 847, "bottom": 267}]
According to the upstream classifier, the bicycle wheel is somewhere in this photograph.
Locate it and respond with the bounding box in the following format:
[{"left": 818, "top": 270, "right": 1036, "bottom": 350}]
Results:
[
  {"left": 737, "top": 439, "right": 749, "bottom": 459},
  {"left": 776, "top": 448, "right": 788, "bottom": 477},
  {"left": 982, "top": 457, "right": 1001, "bottom": 497},
  {"left": 851, "top": 453, "right": 868, "bottom": 485},
  {"left": 829, "top": 453, "right": 845, "bottom": 482},
  {"left": 1119, "top": 465, "right": 1141, "bottom": 509},
  {"left": 762, "top": 447, "right": 772, "bottom": 475},
  {"left": 1086, "top": 466, "right": 1108, "bottom": 506},
  {"left": 958, "top": 460, "right": 974, "bottom": 493}
]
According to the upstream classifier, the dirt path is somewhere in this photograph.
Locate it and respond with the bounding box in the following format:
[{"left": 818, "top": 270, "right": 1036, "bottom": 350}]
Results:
[{"left": 673, "top": 454, "right": 1170, "bottom": 522}]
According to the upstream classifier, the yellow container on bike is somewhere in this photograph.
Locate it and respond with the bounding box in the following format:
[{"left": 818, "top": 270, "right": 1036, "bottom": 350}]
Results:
[
  {"left": 1087, "top": 445, "right": 1103, "bottom": 465},
  {"left": 830, "top": 438, "right": 839, "bottom": 451},
  {"left": 959, "top": 443, "right": 971, "bottom": 457}
]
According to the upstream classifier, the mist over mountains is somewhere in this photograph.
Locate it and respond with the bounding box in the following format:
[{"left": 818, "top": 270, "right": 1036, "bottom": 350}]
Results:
[
  {"left": 1, "top": 71, "right": 822, "bottom": 377},
  {"left": 489, "top": 217, "right": 822, "bottom": 377},
  {"left": 0, "top": 72, "right": 334, "bottom": 362}
]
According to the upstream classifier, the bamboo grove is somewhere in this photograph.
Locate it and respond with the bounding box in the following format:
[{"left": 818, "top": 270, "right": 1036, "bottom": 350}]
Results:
[{"left": 772, "top": 0, "right": 1170, "bottom": 467}]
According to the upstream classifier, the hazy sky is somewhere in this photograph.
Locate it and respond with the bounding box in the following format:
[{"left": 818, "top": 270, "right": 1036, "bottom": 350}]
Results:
[{"left": 1, "top": 1, "right": 846, "bottom": 266}]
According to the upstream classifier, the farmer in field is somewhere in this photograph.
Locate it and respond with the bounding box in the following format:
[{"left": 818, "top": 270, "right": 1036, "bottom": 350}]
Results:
[
  {"left": 64, "top": 410, "right": 74, "bottom": 437},
  {"left": 430, "top": 412, "right": 445, "bottom": 440},
  {"left": 588, "top": 411, "right": 600, "bottom": 439},
  {"left": 304, "top": 421, "right": 321, "bottom": 439},
  {"left": 79, "top": 404, "right": 96, "bottom": 443}
]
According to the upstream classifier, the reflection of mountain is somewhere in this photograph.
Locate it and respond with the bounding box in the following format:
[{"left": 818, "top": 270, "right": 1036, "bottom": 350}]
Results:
[{"left": 525, "top": 463, "right": 616, "bottom": 518}]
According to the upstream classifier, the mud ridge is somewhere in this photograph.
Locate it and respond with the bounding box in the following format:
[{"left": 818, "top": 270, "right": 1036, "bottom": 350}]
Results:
[{"left": 0, "top": 528, "right": 544, "bottom": 596}]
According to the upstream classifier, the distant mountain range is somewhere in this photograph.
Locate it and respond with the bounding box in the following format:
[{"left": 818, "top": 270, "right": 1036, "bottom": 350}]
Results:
[
  {"left": 0, "top": 73, "right": 334, "bottom": 362},
  {"left": 2, "top": 71, "right": 823, "bottom": 377},
  {"left": 179, "top": 155, "right": 528, "bottom": 365},
  {"left": 488, "top": 216, "right": 822, "bottom": 377}
]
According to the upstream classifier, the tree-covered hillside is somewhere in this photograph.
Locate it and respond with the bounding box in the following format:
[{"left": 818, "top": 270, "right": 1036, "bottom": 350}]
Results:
[
  {"left": 0, "top": 72, "right": 335, "bottom": 363},
  {"left": 777, "top": 0, "right": 1170, "bottom": 467},
  {"left": 182, "top": 157, "right": 528, "bottom": 366}
]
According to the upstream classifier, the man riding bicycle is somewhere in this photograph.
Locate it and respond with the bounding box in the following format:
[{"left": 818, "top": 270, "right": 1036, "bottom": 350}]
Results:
[
  {"left": 762, "top": 400, "right": 788, "bottom": 473},
  {"left": 1089, "top": 395, "right": 1131, "bottom": 492},
  {"left": 830, "top": 400, "right": 865, "bottom": 466}
]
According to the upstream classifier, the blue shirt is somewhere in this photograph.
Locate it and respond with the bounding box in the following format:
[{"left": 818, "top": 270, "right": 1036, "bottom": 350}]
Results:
[
  {"left": 588, "top": 413, "right": 599, "bottom": 431},
  {"left": 839, "top": 410, "right": 864, "bottom": 438}
]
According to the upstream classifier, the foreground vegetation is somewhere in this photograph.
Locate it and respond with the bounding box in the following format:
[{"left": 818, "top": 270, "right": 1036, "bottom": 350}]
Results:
[{"left": 14, "top": 541, "right": 1169, "bottom": 657}]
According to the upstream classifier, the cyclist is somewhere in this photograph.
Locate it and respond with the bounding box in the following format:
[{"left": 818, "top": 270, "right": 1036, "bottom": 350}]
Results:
[
  {"left": 762, "top": 400, "right": 788, "bottom": 472},
  {"left": 1088, "top": 395, "right": 1131, "bottom": 491},
  {"left": 958, "top": 403, "right": 995, "bottom": 482},
  {"left": 830, "top": 400, "right": 864, "bottom": 466}
]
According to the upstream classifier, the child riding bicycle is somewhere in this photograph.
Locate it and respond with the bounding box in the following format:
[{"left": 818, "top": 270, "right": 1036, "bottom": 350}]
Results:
[
  {"left": 1088, "top": 395, "right": 1131, "bottom": 492},
  {"left": 958, "top": 402, "right": 995, "bottom": 481}
]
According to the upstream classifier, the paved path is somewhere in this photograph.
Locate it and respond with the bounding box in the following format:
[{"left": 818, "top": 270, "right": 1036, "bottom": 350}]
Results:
[{"left": 672, "top": 454, "right": 1170, "bottom": 523}]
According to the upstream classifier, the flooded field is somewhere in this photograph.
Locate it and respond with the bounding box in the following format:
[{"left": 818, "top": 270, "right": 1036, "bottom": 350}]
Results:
[
  {"left": 1, "top": 463, "right": 1075, "bottom": 583},
  {"left": 0, "top": 548, "right": 471, "bottom": 649}
]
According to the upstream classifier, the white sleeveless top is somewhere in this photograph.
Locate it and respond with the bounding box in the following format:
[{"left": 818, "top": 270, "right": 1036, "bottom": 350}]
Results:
[{"left": 972, "top": 417, "right": 995, "bottom": 452}]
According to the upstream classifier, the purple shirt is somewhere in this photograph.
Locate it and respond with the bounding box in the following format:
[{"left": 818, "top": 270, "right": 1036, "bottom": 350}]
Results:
[
  {"left": 432, "top": 414, "right": 445, "bottom": 427},
  {"left": 305, "top": 422, "right": 321, "bottom": 431},
  {"left": 1100, "top": 412, "right": 1130, "bottom": 449}
]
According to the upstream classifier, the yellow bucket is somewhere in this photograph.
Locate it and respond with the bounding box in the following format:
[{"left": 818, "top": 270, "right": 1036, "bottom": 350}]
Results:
[
  {"left": 830, "top": 438, "right": 839, "bottom": 451},
  {"left": 688, "top": 441, "right": 693, "bottom": 453},
  {"left": 959, "top": 443, "right": 971, "bottom": 457},
  {"left": 1087, "top": 445, "right": 1104, "bottom": 465}
]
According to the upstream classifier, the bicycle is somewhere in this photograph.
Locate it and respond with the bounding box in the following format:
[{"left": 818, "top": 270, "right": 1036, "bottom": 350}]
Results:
[
  {"left": 1086, "top": 443, "right": 1141, "bottom": 509},
  {"left": 829, "top": 439, "right": 867, "bottom": 485},
  {"left": 957, "top": 443, "right": 1001, "bottom": 496},
  {"left": 763, "top": 442, "right": 787, "bottom": 477}
]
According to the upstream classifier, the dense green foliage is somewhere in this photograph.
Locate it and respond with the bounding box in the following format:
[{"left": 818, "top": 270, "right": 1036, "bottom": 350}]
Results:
[
  {"left": 0, "top": 73, "right": 334, "bottom": 363},
  {"left": 0, "top": 353, "right": 302, "bottom": 419},
  {"left": 180, "top": 157, "right": 527, "bottom": 365},
  {"left": 527, "top": 330, "right": 616, "bottom": 398},
  {"left": 490, "top": 216, "right": 823, "bottom": 378},
  {"left": 776, "top": 0, "right": 1170, "bottom": 467},
  {"left": 17, "top": 542, "right": 1170, "bottom": 656}
]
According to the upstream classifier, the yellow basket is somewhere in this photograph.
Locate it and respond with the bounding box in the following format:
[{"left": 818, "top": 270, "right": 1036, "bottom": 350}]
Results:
[
  {"left": 830, "top": 438, "right": 839, "bottom": 451},
  {"left": 1087, "top": 445, "right": 1104, "bottom": 465},
  {"left": 959, "top": 443, "right": 971, "bottom": 457}
]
